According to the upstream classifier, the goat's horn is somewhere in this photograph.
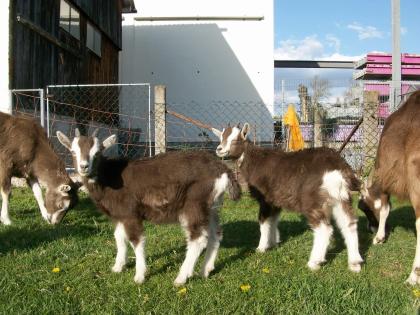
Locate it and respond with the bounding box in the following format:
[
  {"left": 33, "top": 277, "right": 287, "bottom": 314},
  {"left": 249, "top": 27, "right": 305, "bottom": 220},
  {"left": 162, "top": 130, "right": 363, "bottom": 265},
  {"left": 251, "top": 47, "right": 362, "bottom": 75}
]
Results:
[
  {"left": 367, "top": 170, "right": 374, "bottom": 187},
  {"left": 91, "top": 128, "right": 99, "bottom": 138},
  {"left": 74, "top": 128, "right": 80, "bottom": 137}
]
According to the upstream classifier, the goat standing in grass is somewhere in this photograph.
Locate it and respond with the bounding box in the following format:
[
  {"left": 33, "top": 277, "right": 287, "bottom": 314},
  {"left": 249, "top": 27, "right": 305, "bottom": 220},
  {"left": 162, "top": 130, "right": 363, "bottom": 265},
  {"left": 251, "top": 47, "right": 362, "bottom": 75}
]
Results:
[
  {"left": 358, "top": 90, "right": 420, "bottom": 285},
  {"left": 212, "top": 123, "right": 363, "bottom": 272},
  {"left": 57, "top": 129, "right": 241, "bottom": 285},
  {"left": 0, "top": 112, "right": 78, "bottom": 225}
]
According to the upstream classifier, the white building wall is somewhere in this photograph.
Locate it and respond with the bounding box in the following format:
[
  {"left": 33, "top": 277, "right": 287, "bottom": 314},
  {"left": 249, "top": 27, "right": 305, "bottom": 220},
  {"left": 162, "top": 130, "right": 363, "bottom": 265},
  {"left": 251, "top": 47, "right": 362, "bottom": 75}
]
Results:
[
  {"left": 0, "top": 0, "right": 11, "bottom": 113},
  {"left": 120, "top": 0, "right": 274, "bottom": 142}
]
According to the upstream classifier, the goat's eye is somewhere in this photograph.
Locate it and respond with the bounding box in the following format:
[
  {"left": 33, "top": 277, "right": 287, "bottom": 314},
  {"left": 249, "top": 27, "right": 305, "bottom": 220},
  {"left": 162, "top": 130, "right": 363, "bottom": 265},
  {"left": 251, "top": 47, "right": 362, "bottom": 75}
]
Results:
[{"left": 58, "top": 203, "right": 63, "bottom": 209}]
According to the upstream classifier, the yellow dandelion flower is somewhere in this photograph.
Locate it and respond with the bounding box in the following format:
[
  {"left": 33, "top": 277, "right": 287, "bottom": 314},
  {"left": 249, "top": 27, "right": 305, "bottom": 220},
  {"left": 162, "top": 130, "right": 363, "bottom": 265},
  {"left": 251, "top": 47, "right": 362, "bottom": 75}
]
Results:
[
  {"left": 240, "top": 284, "right": 251, "bottom": 293},
  {"left": 262, "top": 267, "right": 270, "bottom": 274},
  {"left": 177, "top": 287, "right": 187, "bottom": 295},
  {"left": 413, "top": 289, "right": 420, "bottom": 298},
  {"left": 65, "top": 286, "right": 70, "bottom": 292},
  {"left": 52, "top": 267, "right": 60, "bottom": 273}
]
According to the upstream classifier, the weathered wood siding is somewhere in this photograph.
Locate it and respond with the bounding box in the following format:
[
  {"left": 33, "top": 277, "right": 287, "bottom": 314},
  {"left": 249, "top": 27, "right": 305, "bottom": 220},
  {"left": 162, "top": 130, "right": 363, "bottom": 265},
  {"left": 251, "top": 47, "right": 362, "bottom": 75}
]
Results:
[{"left": 11, "top": 0, "right": 121, "bottom": 89}]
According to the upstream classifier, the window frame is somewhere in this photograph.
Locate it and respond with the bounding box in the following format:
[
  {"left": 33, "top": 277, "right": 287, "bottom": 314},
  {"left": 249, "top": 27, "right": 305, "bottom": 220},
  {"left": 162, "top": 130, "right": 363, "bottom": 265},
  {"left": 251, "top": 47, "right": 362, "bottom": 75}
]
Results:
[
  {"left": 59, "top": 0, "right": 80, "bottom": 40},
  {"left": 86, "top": 21, "right": 102, "bottom": 57}
]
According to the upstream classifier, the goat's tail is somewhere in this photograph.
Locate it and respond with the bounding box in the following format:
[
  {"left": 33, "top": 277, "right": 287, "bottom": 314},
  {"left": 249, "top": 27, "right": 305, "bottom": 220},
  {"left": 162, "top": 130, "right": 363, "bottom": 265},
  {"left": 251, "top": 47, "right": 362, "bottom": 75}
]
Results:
[{"left": 227, "top": 171, "right": 242, "bottom": 201}]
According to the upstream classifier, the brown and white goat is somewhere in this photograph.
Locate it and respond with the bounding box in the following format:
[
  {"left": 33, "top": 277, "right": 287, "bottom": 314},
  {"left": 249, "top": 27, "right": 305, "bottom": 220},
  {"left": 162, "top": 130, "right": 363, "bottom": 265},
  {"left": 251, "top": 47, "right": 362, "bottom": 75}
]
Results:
[
  {"left": 56, "top": 129, "right": 241, "bottom": 285},
  {"left": 358, "top": 90, "right": 420, "bottom": 285},
  {"left": 0, "top": 112, "right": 78, "bottom": 225},
  {"left": 212, "top": 123, "right": 363, "bottom": 272}
]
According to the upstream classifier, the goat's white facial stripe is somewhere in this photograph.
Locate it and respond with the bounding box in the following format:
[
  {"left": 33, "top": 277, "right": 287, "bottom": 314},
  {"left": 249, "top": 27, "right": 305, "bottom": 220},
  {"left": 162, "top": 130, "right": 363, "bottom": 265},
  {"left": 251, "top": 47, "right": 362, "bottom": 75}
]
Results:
[
  {"left": 321, "top": 170, "right": 349, "bottom": 201},
  {"left": 219, "top": 127, "right": 241, "bottom": 154},
  {"left": 71, "top": 137, "right": 83, "bottom": 170}
]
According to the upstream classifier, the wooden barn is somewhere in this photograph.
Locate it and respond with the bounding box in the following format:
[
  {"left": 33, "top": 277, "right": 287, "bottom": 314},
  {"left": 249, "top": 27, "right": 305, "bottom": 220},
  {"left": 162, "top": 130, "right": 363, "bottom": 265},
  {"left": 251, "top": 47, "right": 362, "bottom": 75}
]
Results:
[{"left": 9, "top": 0, "right": 136, "bottom": 89}]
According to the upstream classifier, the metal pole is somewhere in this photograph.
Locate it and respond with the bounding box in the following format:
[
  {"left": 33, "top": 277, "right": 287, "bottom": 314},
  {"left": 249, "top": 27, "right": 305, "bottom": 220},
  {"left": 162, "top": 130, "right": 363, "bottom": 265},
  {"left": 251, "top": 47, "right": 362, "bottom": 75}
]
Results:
[
  {"left": 39, "top": 89, "right": 45, "bottom": 127},
  {"left": 391, "top": 0, "right": 401, "bottom": 111},
  {"left": 46, "top": 86, "right": 50, "bottom": 137},
  {"left": 148, "top": 84, "right": 152, "bottom": 157}
]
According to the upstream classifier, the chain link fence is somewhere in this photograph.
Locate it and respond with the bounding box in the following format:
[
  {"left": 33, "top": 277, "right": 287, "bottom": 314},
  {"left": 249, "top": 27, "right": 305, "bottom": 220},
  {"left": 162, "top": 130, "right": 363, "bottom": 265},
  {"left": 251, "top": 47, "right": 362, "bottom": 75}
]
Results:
[{"left": 10, "top": 80, "right": 420, "bottom": 174}]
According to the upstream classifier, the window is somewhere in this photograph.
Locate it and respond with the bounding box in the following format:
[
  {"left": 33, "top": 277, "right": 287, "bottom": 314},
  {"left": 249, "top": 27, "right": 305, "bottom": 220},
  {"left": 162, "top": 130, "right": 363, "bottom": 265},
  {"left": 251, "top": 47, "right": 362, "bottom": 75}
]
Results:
[
  {"left": 59, "top": 0, "right": 80, "bottom": 40},
  {"left": 86, "top": 22, "right": 101, "bottom": 57}
]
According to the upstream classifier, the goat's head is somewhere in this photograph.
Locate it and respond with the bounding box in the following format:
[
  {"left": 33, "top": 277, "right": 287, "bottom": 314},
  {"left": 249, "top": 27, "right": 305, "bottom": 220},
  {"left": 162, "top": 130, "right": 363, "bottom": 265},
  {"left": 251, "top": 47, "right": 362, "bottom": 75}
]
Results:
[
  {"left": 357, "top": 179, "right": 389, "bottom": 233},
  {"left": 57, "top": 128, "right": 117, "bottom": 178},
  {"left": 45, "top": 181, "right": 79, "bottom": 224},
  {"left": 212, "top": 123, "right": 250, "bottom": 159}
]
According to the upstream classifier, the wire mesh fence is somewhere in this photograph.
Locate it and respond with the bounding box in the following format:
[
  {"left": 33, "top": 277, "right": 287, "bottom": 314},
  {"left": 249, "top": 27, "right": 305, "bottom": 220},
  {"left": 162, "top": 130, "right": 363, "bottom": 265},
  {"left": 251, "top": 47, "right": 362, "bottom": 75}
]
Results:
[{"left": 10, "top": 80, "right": 420, "bottom": 174}]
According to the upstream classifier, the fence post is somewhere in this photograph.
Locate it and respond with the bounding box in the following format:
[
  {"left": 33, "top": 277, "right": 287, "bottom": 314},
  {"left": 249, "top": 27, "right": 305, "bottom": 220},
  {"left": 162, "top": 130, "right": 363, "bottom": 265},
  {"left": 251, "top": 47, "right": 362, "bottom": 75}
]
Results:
[
  {"left": 313, "top": 106, "right": 323, "bottom": 147},
  {"left": 362, "top": 91, "right": 379, "bottom": 175},
  {"left": 154, "top": 85, "right": 166, "bottom": 155}
]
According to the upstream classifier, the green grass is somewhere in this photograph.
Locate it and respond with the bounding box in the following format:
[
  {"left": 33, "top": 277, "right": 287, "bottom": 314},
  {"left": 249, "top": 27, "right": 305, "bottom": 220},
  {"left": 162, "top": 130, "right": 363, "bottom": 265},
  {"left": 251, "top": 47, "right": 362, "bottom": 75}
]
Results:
[{"left": 1, "top": 188, "right": 420, "bottom": 314}]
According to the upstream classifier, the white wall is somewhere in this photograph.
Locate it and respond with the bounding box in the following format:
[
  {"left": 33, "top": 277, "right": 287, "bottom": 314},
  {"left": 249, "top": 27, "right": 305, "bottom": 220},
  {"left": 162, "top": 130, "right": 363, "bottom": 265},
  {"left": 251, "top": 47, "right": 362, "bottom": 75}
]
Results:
[
  {"left": 119, "top": 0, "right": 274, "bottom": 142},
  {"left": 0, "top": 0, "right": 11, "bottom": 113}
]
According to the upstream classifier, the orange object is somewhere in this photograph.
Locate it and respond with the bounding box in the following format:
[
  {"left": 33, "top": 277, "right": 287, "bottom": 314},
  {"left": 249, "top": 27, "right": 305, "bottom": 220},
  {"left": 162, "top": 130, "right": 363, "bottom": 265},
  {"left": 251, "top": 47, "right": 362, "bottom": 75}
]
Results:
[{"left": 282, "top": 104, "right": 304, "bottom": 151}]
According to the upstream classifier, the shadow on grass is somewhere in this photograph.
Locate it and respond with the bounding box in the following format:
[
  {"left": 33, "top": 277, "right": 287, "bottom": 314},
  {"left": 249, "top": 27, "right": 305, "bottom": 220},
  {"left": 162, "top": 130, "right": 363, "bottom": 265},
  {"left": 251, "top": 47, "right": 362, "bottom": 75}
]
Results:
[{"left": 0, "top": 197, "right": 105, "bottom": 255}]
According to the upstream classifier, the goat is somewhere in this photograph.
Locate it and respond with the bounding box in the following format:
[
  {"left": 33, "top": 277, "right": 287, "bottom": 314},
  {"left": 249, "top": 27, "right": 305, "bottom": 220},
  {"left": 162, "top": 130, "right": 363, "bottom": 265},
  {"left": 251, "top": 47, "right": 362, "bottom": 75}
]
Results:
[
  {"left": 56, "top": 129, "right": 241, "bottom": 285},
  {"left": 212, "top": 123, "right": 363, "bottom": 272},
  {"left": 0, "top": 112, "right": 78, "bottom": 225},
  {"left": 358, "top": 90, "right": 420, "bottom": 285}
]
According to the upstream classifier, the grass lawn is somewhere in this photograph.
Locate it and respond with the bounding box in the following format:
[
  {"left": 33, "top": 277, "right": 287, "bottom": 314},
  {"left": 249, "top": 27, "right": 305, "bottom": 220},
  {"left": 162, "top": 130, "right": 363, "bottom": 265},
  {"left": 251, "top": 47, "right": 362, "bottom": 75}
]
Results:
[{"left": 1, "top": 188, "right": 420, "bottom": 314}]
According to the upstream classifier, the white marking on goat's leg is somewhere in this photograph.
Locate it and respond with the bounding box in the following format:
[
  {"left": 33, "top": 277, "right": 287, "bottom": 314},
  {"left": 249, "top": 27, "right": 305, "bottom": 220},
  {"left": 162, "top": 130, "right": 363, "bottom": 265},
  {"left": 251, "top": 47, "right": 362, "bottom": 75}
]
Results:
[
  {"left": 175, "top": 231, "right": 208, "bottom": 286},
  {"left": 373, "top": 202, "right": 390, "bottom": 245},
  {"left": 406, "top": 218, "right": 420, "bottom": 285},
  {"left": 307, "top": 222, "right": 333, "bottom": 270},
  {"left": 201, "top": 202, "right": 223, "bottom": 278},
  {"left": 112, "top": 223, "right": 128, "bottom": 273},
  {"left": 131, "top": 236, "right": 146, "bottom": 284},
  {"left": 257, "top": 219, "right": 271, "bottom": 252},
  {"left": 332, "top": 203, "right": 363, "bottom": 272},
  {"left": 29, "top": 180, "right": 50, "bottom": 222},
  {"left": 0, "top": 188, "right": 11, "bottom": 225}
]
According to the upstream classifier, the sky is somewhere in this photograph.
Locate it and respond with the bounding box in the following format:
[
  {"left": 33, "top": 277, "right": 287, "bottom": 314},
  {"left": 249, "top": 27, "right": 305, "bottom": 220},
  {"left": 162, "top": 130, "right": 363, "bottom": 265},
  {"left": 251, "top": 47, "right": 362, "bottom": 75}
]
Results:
[{"left": 273, "top": 0, "right": 420, "bottom": 108}]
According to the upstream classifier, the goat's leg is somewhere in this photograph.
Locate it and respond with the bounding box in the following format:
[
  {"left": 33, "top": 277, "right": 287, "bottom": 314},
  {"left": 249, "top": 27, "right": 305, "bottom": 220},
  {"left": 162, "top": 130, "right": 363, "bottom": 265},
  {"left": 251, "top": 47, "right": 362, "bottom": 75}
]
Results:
[
  {"left": 0, "top": 186, "right": 11, "bottom": 225},
  {"left": 373, "top": 193, "right": 391, "bottom": 244},
  {"left": 111, "top": 222, "right": 128, "bottom": 273},
  {"left": 307, "top": 221, "right": 333, "bottom": 270},
  {"left": 201, "top": 198, "right": 223, "bottom": 278},
  {"left": 406, "top": 190, "right": 420, "bottom": 285},
  {"left": 333, "top": 202, "right": 363, "bottom": 272},
  {"left": 27, "top": 178, "right": 50, "bottom": 223},
  {"left": 257, "top": 201, "right": 278, "bottom": 252},
  {"left": 175, "top": 223, "right": 208, "bottom": 286},
  {"left": 124, "top": 220, "right": 146, "bottom": 284}
]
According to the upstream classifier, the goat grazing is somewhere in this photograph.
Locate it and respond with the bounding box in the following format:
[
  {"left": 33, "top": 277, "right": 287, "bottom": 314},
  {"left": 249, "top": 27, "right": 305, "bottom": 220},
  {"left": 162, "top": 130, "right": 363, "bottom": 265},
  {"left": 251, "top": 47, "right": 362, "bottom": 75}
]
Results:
[
  {"left": 212, "top": 123, "right": 363, "bottom": 272},
  {"left": 0, "top": 112, "right": 78, "bottom": 225},
  {"left": 56, "top": 129, "right": 241, "bottom": 285},
  {"left": 358, "top": 90, "right": 420, "bottom": 284}
]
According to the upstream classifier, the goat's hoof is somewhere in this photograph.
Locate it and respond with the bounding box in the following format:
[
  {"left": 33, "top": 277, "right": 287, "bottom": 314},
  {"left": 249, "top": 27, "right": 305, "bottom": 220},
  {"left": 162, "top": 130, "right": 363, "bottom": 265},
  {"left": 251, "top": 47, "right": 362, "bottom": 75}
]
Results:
[
  {"left": 373, "top": 236, "right": 385, "bottom": 245},
  {"left": 174, "top": 277, "right": 187, "bottom": 287},
  {"left": 0, "top": 217, "right": 11, "bottom": 225},
  {"left": 349, "top": 263, "right": 362, "bottom": 273},
  {"left": 133, "top": 273, "right": 145, "bottom": 284},
  {"left": 307, "top": 261, "right": 322, "bottom": 271},
  {"left": 405, "top": 271, "right": 420, "bottom": 285},
  {"left": 256, "top": 246, "right": 269, "bottom": 253},
  {"left": 111, "top": 264, "right": 125, "bottom": 273},
  {"left": 201, "top": 266, "right": 214, "bottom": 278}
]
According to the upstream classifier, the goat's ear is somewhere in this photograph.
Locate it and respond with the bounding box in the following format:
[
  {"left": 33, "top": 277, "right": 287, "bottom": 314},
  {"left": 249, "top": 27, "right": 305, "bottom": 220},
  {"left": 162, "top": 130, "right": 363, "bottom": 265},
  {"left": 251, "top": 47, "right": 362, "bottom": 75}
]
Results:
[
  {"left": 56, "top": 131, "right": 72, "bottom": 151},
  {"left": 58, "top": 184, "right": 72, "bottom": 193},
  {"left": 211, "top": 128, "right": 222, "bottom": 139},
  {"left": 103, "top": 134, "right": 117, "bottom": 149},
  {"left": 241, "top": 123, "right": 250, "bottom": 140}
]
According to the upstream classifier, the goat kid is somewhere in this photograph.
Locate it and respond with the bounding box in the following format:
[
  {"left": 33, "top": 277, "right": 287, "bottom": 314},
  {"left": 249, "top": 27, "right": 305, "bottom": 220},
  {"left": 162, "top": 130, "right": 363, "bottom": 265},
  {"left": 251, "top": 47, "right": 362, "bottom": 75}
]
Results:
[
  {"left": 57, "top": 129, "right": 241, "bottom": 285},
  {"left": 358, "top": 90, "right": 420, "bottom": 285},
  {"left": 0, "top": 112, "right": 78, "bottom": 225},
  {"left": 212, "top": 123, "right": 363, "bottom": 272}
]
